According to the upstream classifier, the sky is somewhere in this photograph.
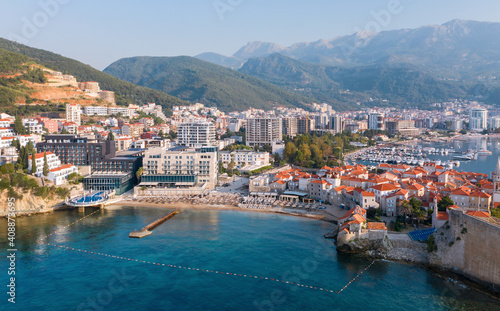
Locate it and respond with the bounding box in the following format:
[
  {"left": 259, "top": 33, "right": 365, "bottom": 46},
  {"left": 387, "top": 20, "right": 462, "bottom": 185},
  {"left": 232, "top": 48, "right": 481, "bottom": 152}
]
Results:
[{"left": 1, "top": 0, "right": 500, "bottom": 70}]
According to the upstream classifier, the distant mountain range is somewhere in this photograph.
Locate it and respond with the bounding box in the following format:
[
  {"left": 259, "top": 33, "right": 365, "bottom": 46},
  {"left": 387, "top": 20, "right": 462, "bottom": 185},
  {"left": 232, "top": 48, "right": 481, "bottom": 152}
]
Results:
[
  {"left": 196, "top": 20, "right": 500, "bottom": 82},
  {"left": 239, "top": 53, "right": 466, "bottom": 108},
  {"left": 103, "top": 56, "right": 312, "bottom": 112}
]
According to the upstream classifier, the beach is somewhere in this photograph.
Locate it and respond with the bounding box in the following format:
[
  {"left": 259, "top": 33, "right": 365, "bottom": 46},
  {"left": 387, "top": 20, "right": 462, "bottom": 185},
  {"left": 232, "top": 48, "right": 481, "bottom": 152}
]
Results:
[{"left": 109, "top": 199, "right": 337, "bottom": 222}]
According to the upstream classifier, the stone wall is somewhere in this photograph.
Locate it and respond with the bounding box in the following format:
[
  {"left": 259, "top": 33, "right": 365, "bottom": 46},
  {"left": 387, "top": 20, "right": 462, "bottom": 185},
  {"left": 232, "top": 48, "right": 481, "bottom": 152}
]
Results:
[{"left": 429, "top": 209, "right": 500, "bottom": 292}]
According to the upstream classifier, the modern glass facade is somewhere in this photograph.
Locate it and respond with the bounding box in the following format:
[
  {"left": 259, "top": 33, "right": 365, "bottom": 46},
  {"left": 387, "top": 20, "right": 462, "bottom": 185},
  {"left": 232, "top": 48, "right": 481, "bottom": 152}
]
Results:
[{"left": 83, "top": 172, "right": 135, "bottom": 195}]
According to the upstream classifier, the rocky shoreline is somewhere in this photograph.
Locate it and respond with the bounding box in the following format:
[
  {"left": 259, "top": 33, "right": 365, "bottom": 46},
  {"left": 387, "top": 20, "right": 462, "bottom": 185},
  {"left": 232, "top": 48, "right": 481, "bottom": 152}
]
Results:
[{"left": 335, "top": 235, "right": 500, "bottom": 298}]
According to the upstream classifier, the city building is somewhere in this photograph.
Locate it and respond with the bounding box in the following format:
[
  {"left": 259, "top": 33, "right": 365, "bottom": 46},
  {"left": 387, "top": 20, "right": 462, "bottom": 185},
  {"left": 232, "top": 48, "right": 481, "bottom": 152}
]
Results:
[
  {"left": 65, "top": 104, "right": 81, "bottom": 126},
  {"left": 246, "top": 117, "right": 282, "bottom": 147},
  {"left": 297, "top": 117, "right": 314, "bottom": 134},
  {"left": 219, "top": 150, "right": 270, "bottom": 172},
  {"left": 23, "top": 119, "right": 43, "bottom": 134},
  {"left": 282, "top": 117, "right": 298, "bottom": 138},
  {"left": 469, "top": 108, "right": 487, "bottom": 131},
  {"left": 177, "top": 121, "right": 216, "bottom": 148},
  {"left": 385, "top": 120, "right": 419, "bottom": 136},
  {"left": 83, "top": 106, "right": 108, "bottom": 116},
  {"left": 368, "top": 113, "right": 384, "bottom": 130},
  {"left": 488, "top": 117, "right": 500, "bottom": 131},
  {"left": 138, "top": 146, "right": 218, "bottom": 195},
  {"left": 329, "top": 115, "right": 343, "bottom": 134}
]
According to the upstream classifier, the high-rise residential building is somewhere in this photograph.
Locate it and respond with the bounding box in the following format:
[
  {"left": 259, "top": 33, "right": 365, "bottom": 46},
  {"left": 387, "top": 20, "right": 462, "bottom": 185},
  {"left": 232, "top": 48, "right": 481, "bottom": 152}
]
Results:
[
  {"left": 246, "top": 117, "right": 282, "bottom": 147},
  {"left": 469, "top": 108, "right": 487, "bottom": 131},
  {"left": 140, "top": 146, "right": 218, "bottom": 194},
  {"left": 368, "top": 113, "right": 384, "bottom": 130},
  {"left": 329, "top": 115, "right": 343, "bottom": 134},
  {"left": 297, "top": 117, "right": 314, "bottom": 134},
  {"left": 488, "top": 117, "right": 500, "bottom": 131},
  {"left": 282, "top": 117, "right": 298, "bottom": 138},
  {"left": 314, "top": 113, "right": 329, "bottom": 129},
  {"left": 177, "top": 121, "right": 216, "bottom": 148},
  {"left": 65, "top": 104, "right": 81, "bottom": 126}
]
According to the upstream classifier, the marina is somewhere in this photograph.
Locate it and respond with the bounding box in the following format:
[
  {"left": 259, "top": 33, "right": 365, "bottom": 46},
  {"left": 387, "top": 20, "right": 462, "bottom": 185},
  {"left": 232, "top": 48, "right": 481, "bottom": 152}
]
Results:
[{"left": 346, "top": 136, "right": 500, "bottom": 175}]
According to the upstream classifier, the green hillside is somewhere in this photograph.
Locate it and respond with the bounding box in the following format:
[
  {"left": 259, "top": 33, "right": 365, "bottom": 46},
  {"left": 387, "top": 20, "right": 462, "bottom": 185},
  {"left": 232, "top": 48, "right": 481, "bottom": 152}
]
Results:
[
  {"left": 0, "top": 38, "right": 190, "bottom": 111},
  {"left": 239, "top": 53, "right": 467, "bottom": 109},
  {"left": 103, "top": 56, "right": 313, "bottom": 112}
]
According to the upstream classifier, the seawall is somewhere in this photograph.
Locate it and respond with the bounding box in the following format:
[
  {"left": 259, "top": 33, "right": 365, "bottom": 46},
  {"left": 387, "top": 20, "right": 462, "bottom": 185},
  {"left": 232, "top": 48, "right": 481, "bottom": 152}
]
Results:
[{"left": 429, "top": 210, "right": 500, "bottom": 292}]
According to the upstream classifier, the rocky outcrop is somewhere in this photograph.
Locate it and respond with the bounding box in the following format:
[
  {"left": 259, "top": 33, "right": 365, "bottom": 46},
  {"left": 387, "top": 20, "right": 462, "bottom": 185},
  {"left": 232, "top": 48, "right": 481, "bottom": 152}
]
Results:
[
  {"left": 0, "top": 190, "right": 64, "bottom": 216},
  {"left": 337, "top": 235, "right": 428, "bottom": 264}
]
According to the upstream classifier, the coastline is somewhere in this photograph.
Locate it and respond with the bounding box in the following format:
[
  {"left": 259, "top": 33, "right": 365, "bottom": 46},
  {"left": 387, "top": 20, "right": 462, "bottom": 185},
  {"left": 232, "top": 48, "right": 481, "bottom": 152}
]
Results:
[{"left": 108, "top": 199, "right": 336, "bottom": 222}]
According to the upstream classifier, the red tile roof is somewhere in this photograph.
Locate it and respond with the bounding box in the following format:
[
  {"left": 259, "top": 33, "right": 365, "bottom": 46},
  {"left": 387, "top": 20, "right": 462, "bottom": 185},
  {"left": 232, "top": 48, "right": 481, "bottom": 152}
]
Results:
[
  {"left": 367, "top": 222, "right": 387, "bottom": 230},
  {"left": 437, "top": 211, "right": 449, "bottom": 221},
  {"left": 465, "top": 211, "right": 490, "bottom": 218}
]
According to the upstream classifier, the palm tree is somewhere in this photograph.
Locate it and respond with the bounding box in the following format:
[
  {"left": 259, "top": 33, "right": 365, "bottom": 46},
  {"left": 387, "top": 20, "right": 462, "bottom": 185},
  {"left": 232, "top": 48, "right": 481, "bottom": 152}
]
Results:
[
  {"left": 397, "top": 200, "right": 412, "bottom": 225},
  {"left": 413, "top": 208, "right": 426, "bottom": 228}
]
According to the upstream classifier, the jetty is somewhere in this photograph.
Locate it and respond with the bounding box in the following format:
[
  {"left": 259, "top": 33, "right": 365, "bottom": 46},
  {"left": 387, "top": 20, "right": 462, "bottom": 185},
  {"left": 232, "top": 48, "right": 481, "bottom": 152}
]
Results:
[{"left": 129, "top": 211, "right": 179, "bottom": 238}]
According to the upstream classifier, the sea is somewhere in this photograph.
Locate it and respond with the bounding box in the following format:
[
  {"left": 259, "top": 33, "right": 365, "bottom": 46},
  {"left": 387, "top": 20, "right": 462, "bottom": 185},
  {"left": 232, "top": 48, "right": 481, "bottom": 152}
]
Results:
[
  {"left": 1, "top": 206, "right": 499, "bottom": 311},
  {"left": 357, "top": 135, "right": 500, "bottom": 175}
]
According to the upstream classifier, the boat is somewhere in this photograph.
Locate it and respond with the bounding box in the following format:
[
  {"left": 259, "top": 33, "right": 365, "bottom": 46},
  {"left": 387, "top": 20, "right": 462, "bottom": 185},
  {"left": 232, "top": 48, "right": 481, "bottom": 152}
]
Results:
[
  {"left": 477, "top": 149, "right": 492, "bottom": 155},
  {"left": 453, "top": 153, "right": 473, "bottom": 161}
]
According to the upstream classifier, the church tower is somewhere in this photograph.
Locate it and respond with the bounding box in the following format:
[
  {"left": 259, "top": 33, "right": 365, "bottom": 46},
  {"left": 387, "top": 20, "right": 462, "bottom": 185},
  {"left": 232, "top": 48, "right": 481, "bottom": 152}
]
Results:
[{"left": 492, "top": 157, "right": 500, "bottom": 208}]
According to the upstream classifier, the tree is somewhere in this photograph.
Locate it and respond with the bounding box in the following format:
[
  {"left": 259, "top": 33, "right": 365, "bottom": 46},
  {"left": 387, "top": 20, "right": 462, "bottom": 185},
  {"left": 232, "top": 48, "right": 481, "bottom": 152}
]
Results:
[
  {"left": 43, "top": 152, "right": 49, "bottom": 177},
  {"left": 298, "top": 143, "right": 311, "bottom": 165},
  {"left": 13, "top": 116, "right": 26, "bottom": 135},
  {"left": 397, "top": 200, "right": 412, "bottom": 225},
  {"left": 228, "top": 159, "right": 236, "bottom": 173},
  {"left": 437, "top": 196, "right": 454, "bottom": 212},
  {"left": 31, "top": 151, "right": 37, "bottom": 175},
  {"left": 61, "top": 128, "right": 69, "bottom": 134},
  {"left": 273, "top": 153, "right": 282, "bottom": 166},
  {"left": 11, "top": 139, "right": 20, "bottom": 151},
  {"left": 107, "top": 132, "right": 115, "bottom": 141},
  {"left": 136, "top": 167, "right": 144, "bottom": 182},
  {"left": 284, "top": 142, "right": 297, "bottom": 162}
]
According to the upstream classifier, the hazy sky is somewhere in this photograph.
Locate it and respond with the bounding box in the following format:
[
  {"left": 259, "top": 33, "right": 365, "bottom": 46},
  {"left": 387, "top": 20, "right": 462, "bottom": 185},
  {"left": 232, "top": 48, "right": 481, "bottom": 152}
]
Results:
[{"left": 1, "top": 0, "right": 500, "bottom": 70}]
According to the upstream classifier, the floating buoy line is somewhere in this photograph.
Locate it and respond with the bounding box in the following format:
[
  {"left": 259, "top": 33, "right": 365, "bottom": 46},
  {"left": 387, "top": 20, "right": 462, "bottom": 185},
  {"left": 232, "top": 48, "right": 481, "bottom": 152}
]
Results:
[{"left": 39, "top": 209, "right": 375, "bottom": 294}]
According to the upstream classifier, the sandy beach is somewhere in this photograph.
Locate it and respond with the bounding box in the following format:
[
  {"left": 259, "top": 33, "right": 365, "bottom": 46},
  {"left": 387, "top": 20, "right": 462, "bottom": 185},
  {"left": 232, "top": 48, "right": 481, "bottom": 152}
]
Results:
[{"left": 109, "top": 199, "right": 337, "bottom": 222}]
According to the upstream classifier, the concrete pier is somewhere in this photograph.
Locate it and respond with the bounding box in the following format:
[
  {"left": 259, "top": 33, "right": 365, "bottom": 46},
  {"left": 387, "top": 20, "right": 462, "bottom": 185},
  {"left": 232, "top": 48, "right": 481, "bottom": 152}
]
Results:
[{"left": 129, "top": 211, "right": 179, "bottom": 238}]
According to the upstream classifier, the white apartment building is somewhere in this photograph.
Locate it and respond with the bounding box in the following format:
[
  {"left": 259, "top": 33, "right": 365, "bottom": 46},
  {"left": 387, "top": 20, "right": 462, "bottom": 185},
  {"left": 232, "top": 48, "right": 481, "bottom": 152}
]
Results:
[
  {"left": 282, "top": 117, "right": 298, "bottom": 137},
  {"left": 246, "top": 117, "right": 282, "bottom": 147},
  {"left": 177, "top": 121, "right": 216, "bottom": 148},
  {"left": 0, "top": 128, "right": 15, "bottom": 138},
  {"left": 368, "top": 113, "right": 384, "bottom": 130},
  {"left": 141, "top": 146, "right": 218, "bottom": 192},
  {"left": 469, "top": 108, "right": 487, "bottom": 131},
  {"left": 23, "top": 119, "right": 43, "bottom": 134},
  {"left": 83, "top": 106, "right": 108, "bottom": 116},
  {"left": 48, "top": 164, "right": 78, "bottom": 185},
  {"left": 0, "top": 118, "right": 13, "bottom": 128},
  {"left": 329, "top": 115, "right": 343, "bottom": 134},
  {"left": 219, "top": 150, "right": 270, "bottom": 169},
  {"left": 108, "top": 107, "right": 131, "bottom": 118},
  {"left": 28, "top": 151, "right": 61, "bottom": 175},
  {"left": 66, "top": 104, "right": 81, "bottom": 126},
  {"left": 488, "top": 117, "right": 500, "bottom": 131}
]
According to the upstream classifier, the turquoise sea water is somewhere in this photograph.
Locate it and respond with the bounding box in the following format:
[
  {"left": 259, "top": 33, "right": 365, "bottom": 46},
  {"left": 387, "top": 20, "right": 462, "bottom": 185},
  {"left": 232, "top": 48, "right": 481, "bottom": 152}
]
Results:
[{"left": 1, "top": 206, "right": 499, "bottom": 311}]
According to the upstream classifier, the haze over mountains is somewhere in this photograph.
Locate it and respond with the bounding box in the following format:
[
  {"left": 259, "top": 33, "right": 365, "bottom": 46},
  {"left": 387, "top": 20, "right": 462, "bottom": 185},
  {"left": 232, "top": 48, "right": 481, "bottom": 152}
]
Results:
[
  {"left": 1, "top": 19, "right": 499, "bottom": 113},
  {"left": 103, "top": 20, "right": 500, "bottom": 112},
  {"left": 196, "top": 20, "right": 500, "bottom": 81}
]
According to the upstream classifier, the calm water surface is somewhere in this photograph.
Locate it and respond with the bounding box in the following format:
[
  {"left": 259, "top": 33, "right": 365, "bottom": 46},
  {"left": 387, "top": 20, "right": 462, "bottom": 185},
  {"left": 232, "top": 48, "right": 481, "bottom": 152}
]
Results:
[
  {"left": 358, "top": 136, "right": 500, "bottom": 175},
  {"left": 1, "top": 206, "right": 499, "bottom": 311}
]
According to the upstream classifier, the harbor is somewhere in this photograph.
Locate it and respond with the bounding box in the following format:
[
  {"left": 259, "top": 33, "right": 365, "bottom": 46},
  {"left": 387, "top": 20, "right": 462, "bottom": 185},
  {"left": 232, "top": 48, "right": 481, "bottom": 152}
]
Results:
[{"left": 345, "top": 136, "right": 500, "bottom": 175}]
